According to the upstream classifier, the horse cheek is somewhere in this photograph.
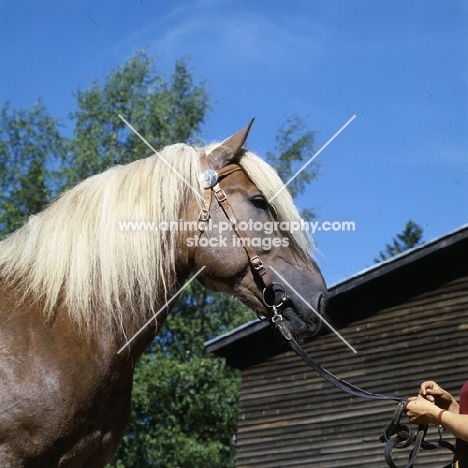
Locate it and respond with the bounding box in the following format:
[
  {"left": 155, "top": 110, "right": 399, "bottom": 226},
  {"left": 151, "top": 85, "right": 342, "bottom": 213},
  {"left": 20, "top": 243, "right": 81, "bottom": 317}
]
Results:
[{"left": 194, "top": 233, "right": 247, "bottom": 281}]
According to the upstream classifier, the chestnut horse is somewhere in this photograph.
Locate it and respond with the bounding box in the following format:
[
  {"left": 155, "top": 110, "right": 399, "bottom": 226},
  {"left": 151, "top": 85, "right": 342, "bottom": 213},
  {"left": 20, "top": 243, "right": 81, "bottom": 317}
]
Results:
[{"left": 0, "top": 122, "right": 327, "bottom": 467}]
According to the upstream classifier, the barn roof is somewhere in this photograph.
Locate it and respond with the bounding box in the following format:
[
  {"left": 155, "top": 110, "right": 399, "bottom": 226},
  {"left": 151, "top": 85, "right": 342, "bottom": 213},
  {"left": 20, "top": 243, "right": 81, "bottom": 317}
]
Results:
[{"left": 205, "top": 224, "right": 468, "bottom": 369}]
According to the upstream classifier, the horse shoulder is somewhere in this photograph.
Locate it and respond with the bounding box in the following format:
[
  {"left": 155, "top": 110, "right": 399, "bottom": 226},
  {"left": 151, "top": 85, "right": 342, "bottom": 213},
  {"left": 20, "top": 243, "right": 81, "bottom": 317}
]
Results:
[{"left": 0, "top": 282, "right": 134, "bottom": 467}]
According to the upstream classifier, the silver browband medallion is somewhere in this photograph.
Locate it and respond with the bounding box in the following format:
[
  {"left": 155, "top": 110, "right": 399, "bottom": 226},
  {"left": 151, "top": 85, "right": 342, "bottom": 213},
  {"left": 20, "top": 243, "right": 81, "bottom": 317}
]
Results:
[{"left": 202, "top": 169, "right": 219, "bottom": 188}]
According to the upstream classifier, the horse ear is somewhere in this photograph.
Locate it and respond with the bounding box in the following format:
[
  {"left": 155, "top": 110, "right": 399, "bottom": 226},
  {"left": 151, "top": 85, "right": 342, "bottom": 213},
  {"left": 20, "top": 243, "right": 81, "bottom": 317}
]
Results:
[{"left": 208, "top": 118, "right": 254, "bottom": 170}]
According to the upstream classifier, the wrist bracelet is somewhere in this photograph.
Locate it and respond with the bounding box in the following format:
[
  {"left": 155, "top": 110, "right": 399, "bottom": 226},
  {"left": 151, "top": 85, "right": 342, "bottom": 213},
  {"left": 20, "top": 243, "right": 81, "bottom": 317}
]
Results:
[{"left": 437, "top": 409, "right": 446, "bottom": 425}]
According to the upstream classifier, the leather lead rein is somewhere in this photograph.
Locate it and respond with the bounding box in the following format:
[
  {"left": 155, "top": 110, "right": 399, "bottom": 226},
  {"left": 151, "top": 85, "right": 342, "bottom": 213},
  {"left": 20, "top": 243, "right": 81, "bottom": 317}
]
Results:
[{"left": 272, "top": 314, "right": 455, "bottom": 468}]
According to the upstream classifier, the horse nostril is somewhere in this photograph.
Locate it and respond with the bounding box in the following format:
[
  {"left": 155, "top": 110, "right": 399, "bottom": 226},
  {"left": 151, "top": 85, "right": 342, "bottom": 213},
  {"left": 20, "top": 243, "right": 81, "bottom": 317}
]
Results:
[{"left": 317, "top": 293, "right": 327, "bottom": 315}]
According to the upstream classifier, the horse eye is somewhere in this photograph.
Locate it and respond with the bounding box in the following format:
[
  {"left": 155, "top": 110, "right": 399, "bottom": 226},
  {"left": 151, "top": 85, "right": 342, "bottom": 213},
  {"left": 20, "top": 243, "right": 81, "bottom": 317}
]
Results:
[{"left": 250, "top": 196, "right": 269, "bottom": 210}]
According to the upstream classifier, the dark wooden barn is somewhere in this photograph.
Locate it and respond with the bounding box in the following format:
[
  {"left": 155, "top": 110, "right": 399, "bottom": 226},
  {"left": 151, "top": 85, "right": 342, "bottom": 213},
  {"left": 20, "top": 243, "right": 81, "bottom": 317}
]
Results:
[{"left": 206, "top": 224, "right": 468, "bottom": 468}]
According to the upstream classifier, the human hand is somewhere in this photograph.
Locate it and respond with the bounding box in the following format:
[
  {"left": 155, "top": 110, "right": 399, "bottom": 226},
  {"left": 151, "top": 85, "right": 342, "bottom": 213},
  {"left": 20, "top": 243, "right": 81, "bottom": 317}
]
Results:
[
  {"left": 419, "top": 381, "right": 458, "bottom": 412},
  {"left": 406, "top": 395, "right": 439, "bottom": 425}
]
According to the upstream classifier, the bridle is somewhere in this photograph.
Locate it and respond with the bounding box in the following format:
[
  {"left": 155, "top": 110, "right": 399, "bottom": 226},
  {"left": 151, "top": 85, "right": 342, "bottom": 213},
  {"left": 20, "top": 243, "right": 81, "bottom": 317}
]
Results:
[
  {"left": 198, "top": 151, "right": 273, "bottom": 288},
  {"left": 198, "top": 150, "right": 294, "bottom": 321},
  {"left": 197, "top": 150, "right": 455, "bottom": 468}
]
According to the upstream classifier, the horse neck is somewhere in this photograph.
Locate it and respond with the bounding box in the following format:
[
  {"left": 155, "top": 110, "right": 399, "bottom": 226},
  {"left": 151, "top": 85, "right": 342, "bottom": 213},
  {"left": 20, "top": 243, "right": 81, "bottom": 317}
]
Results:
[{"left": 116, "top": 261, "right": 193, "bottom": 363}]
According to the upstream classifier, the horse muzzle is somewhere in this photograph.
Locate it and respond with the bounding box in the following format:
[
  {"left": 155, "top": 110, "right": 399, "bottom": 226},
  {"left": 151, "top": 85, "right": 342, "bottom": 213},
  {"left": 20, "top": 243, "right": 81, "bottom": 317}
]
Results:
[{"left": 263, "top": 282, "right": 328, "bottom": 341}]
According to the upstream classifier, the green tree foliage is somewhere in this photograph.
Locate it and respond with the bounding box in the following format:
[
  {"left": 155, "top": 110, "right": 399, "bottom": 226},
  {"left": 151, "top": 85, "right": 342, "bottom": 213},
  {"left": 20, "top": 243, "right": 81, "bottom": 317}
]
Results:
[
  {"left": 375, "top": 220, "right": 424, "bottom": 262},
  {"left": 0, "top": 50, "right": 320, "bottom": 467},
  {"left": 266, "top": 115, "right": 318, "bottom": 221},
  {"left": 62, "top": 50, "right": 210, "bottom": 188},
  {"left": 0, "top": 100, "right": 67, "bottom": 235},
  {"left": 114, "top": 353, "right": 240, "bottom": 468}
]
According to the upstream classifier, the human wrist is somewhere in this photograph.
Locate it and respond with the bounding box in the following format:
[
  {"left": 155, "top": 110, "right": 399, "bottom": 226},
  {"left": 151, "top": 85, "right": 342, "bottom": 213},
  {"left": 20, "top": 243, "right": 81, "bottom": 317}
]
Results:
[
  {"left": 427, "top": 407, "right": 442, "bottom": 425},
  {"left": 437, "top": 409, "right": 446, "bottom": 423},
  {"left": 448, "top": 399, "right": 459, "bottom": 414}
]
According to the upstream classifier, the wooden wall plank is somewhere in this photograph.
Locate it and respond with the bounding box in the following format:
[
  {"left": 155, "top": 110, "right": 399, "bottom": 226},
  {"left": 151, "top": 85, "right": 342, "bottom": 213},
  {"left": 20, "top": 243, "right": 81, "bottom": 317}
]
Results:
[{"left": 234, "top": 276, "right": 468, "bottom": 467}]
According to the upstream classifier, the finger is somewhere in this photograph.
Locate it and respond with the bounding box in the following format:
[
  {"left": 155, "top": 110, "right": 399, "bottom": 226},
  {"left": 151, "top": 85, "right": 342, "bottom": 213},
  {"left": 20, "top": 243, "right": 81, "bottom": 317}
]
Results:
[
  {"left": 425, "top": 386, "right": 442, "bottom": 395},
  {"left": 421, "top": 381, "right": 437, "bottom": 394},
  {"left": 425, "top": 393, "right": 439, "bottom": 403}
]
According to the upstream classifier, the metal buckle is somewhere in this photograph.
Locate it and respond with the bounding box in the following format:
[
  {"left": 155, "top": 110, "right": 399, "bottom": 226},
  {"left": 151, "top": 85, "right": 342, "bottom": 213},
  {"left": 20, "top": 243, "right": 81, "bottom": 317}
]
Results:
[
  {"left": 198, "top": 208, "right": 209, "bottom": 222},
  {"left": 214, "top": 188, "right": 227, "bottom": 203},
  {"left": 250, "top": 256, "right": 263, "bottom": 270}
]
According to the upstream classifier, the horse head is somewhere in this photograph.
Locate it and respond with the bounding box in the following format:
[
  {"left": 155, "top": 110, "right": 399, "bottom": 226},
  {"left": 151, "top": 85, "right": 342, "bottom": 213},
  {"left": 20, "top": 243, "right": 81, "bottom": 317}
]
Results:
[{"left": 188, "top": 122, "right": 328, "bottom": 340}]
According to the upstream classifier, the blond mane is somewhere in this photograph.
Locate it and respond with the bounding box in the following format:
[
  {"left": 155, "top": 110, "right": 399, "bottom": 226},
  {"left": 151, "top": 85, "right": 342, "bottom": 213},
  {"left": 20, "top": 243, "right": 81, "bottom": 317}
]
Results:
[{"left": 0, "top": 143, "right": 311, "bottom": 331}]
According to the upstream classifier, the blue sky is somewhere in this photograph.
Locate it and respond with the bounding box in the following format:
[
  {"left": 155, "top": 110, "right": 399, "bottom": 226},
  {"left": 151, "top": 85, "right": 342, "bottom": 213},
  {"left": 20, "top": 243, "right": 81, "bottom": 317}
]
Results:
[{"left": 1, "top": 0, "right": 467, "bottom": 286}]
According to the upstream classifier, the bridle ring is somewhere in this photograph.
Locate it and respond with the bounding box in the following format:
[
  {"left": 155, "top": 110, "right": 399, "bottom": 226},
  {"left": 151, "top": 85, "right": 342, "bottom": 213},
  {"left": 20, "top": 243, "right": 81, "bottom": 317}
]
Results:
[{"left": 262, "top": 282, "right": 288, "bottom": 309}]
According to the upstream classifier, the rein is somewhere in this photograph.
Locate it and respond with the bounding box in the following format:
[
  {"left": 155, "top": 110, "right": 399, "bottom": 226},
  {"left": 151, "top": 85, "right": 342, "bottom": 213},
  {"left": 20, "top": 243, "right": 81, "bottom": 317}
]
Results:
[
  {"left": 271, "top": 310, "right": 456, "bottom": 468},
  {"left": 197, "top": 151, "right": 455, "bottom": 467}
]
